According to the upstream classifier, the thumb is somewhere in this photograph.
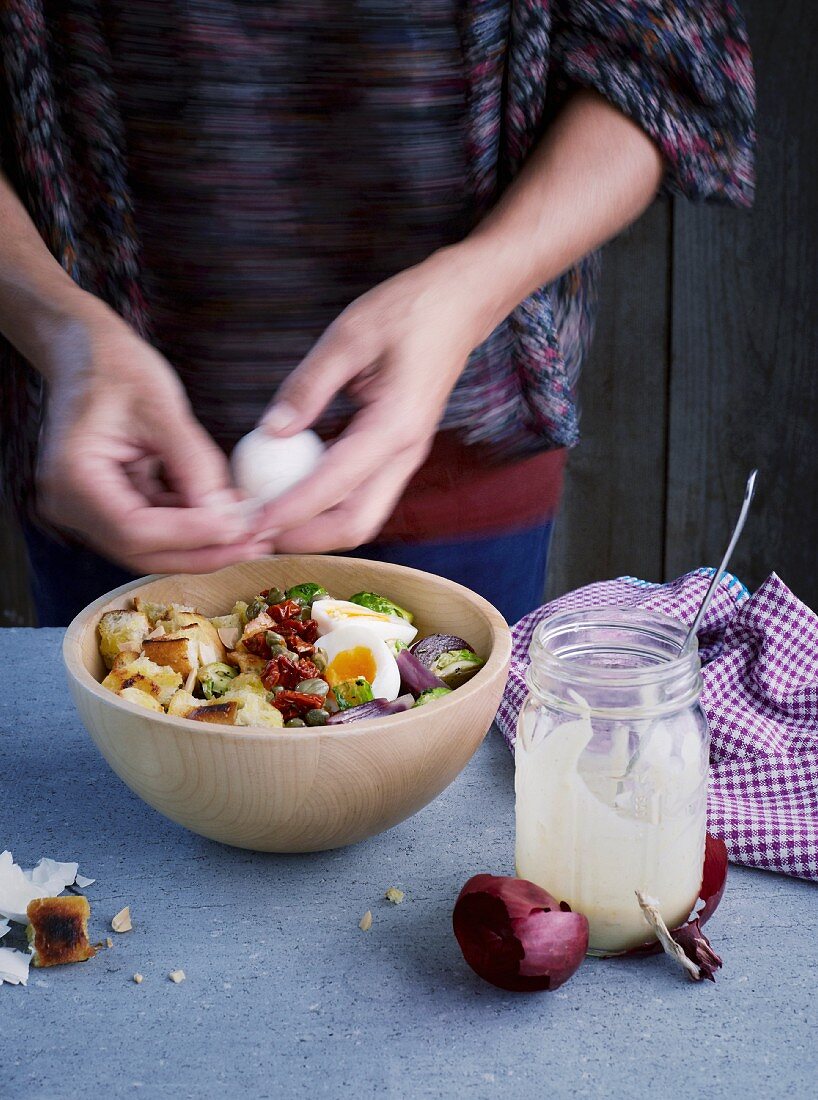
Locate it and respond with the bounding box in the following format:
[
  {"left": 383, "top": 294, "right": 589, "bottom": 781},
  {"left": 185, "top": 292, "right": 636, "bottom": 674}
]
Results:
[
  {"left": 157, "top": 411, "right": 235, "bottom": 508},
  {"left": 261, "top": 321, "right": 368, "bottom": 437}
]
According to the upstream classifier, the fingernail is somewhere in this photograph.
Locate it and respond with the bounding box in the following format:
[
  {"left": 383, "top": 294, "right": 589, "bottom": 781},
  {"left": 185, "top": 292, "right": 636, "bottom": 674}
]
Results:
[{"left": 262, "top": 402, "right": 297, "bottom": 435}]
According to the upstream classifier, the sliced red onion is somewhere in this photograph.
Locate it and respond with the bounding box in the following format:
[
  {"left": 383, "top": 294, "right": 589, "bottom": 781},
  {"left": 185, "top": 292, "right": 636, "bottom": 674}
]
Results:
[
  {"left": 326, "top": 694, "right": 414, "bottom": 725},
  {"left": 396, "top": 648, "right": 447, "bottom": 696},
  {"left": 453, "top": 875, "right": 589, "bottom": 993}
]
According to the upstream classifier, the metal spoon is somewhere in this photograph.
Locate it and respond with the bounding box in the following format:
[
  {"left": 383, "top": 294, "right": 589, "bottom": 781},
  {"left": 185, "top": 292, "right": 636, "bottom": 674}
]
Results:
[{"left": 682, "top": 469, "right": 758, "bottom": 651}]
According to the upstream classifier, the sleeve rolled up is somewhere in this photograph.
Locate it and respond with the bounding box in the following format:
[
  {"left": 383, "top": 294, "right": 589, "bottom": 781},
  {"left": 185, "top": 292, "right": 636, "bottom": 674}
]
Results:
[{"left": 550, "top": 0, "right": 756, "bottom": 205}]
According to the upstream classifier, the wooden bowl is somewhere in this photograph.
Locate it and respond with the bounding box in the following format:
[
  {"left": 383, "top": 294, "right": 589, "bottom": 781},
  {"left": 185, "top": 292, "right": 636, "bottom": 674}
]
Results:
[{"left": 64, "top": 556, "right": 511, "bottom": 852}]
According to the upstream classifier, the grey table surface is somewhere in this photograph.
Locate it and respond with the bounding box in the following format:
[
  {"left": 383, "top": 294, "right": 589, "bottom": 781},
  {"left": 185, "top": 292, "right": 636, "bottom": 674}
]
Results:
[{"left": 2, "top": 629, "right": 816, "bottom": 1099}]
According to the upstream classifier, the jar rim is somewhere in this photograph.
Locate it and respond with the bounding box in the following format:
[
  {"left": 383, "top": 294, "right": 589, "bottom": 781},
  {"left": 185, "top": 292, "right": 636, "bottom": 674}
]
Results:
[{"left": 529, "top": 606, "right": 700, "bottom": 691}]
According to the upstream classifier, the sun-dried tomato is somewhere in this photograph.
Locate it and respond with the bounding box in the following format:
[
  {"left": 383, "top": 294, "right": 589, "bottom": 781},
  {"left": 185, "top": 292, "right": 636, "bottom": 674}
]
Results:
[
  {"left": 262, "top": 653, "right": 322, "bottom": 691},
  {"left": 244, "top": 632, "right": 272, "bottom": 658},
  {"left": 272, "top": 690, "right": 325, "bottom": 722},
  {"left": 268, "top": 599, "right": 302, "bottom": 625}
]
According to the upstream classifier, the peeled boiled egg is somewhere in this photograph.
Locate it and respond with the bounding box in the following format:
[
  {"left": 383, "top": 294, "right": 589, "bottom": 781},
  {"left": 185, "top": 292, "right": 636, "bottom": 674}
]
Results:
[
  {"left": 231, "top": 427, "right": 325, "bottom": 504},
  {"left": 312, "top": 599, "right": 417, "bottom": 646},
  {"left": 319, "top": 626, "right": 401, "bottom": 701}
]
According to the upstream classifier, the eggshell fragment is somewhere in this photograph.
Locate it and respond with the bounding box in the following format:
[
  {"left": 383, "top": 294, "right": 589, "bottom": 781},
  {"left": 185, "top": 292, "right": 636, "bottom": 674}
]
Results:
[
  {"left": 0, "top": 947, "right": 31, "bottom": 986},
  {"left": 0, "top": 850, "right": 83, "bottom": 924}
]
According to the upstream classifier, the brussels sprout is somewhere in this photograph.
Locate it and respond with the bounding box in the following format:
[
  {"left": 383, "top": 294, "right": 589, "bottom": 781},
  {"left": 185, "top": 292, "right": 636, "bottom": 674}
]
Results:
[
  {"left": 413, "top": 686, "right": 453, "bottom": 707},
  {"left": 333, "top": 676, "right": 375, "bottom": 711},
  {"left": 348, "top": 591, "right": 414, "bottom": 624},
  {"left": 285, "top": 582, "right": 329, "bottom": 607},
  {"left": 410, "top": 634, "right": 484, "bottom": 687},
  {"left": 197, "top": 661, "right": 239, "bottom": 699},
  {"left": 230, "top": 601, "right": 250, "bottom": 627}
]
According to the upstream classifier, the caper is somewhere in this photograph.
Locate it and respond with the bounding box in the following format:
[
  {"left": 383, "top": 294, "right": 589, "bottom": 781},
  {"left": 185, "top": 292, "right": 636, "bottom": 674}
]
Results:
[
  {"left": 268, "top": 643, "right": 289, "bottom": 658},
  {"left": 284, "top": 717, "right": 306, "bottom": 728},
  {"left": 300, "top": 607, "right": 313, "bottom": 622},
  {"left": 266, "top": 587, "right": 286, "bottom": 606},
  {"left": 269, "top": 685, "right": 284, "bottom": 696},
  {"left": 265, "top": 630, "right": 285, "bottom": 648},
  {"left": 312, "top": 648, "right": 328, "bottom": 672},
  {"left": 295, "top": 678, "right": 329, "bottom": 697},
  {"left": 247, "top": 597, "right": 267, "bottom": 620},
  {"left": 305, "top": 708, "right": 329, "bottom": 727}
]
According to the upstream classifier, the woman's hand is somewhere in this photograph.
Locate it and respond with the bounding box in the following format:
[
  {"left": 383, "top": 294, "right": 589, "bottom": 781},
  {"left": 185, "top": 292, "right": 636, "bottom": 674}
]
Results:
[
  {"left": 257, "top": 247, "right": 495, "bottom": 552},
  {"left": 35, "top": 297, "right": 264, "bottom": 574}
]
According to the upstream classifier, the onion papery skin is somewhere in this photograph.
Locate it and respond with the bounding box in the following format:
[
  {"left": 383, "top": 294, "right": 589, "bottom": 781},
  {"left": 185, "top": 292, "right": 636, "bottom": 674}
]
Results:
[
  {"left": 613, "top": 833, "right": 729, "bottom": 961},
  {"left": 453, "top": 875, "right": 589, "bottom": 993}
]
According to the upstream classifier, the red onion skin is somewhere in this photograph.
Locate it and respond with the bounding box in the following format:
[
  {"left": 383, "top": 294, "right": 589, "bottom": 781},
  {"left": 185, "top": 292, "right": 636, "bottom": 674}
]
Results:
[
  {"left": 453, "top": 875, "right": 589, "bottom": 993},
  {"left": 615, "top": 833, "right": 729, "bottom": 961}
]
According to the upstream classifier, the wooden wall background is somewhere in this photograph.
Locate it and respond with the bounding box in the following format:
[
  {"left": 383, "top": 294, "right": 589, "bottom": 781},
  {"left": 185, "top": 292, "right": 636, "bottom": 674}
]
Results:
[{"left": 1, "top": 0, "right": 815, "bottom": 625}]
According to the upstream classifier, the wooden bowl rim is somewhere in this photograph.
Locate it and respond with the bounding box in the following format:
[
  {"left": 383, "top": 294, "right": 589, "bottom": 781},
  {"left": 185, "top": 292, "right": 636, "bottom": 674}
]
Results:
[{"left": 63, "top": 555, "right": 512, "bottom": 743}]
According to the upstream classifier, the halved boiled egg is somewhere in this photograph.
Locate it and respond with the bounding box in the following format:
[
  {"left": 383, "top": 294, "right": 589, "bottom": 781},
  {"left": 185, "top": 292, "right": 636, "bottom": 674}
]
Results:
[
  {"left": 319, "top": 626, "right": 401, "bottom": 702},
  {"left": 312, "top": 599, "right": 417, "bottom": 646}
]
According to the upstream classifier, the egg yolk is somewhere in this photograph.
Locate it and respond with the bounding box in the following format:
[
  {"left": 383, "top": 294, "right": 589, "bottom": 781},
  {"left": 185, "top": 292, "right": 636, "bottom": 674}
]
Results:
[{"left": 325, "top": 647, "right": 377, "bottom": 687}]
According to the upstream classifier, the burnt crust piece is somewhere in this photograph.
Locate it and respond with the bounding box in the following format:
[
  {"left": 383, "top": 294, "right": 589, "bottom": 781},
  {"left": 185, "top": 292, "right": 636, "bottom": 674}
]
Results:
[
  {"left": 27, "top": 895, "right": 97, "bottom": 968},
  {"left": 187, "top": 701, "right": 239, "bottom": 725}
]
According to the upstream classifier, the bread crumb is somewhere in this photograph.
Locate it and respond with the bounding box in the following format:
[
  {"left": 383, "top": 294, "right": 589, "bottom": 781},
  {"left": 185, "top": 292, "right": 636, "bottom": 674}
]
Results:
[
  {"left": 111, "top": 906, "right": 132, "bottom": 933},
  {"left": 133, "top": 973, "right": 143, "bottom": 984},
  {"left": 384, "top": 887, "right": 405, "bottom": 905},
  {"left": 106, "top": 937, "right": 114, "bottom": 949},
  {"left": 358, "top": 910, "right": 372, "bottom": 932},
  {"left": 168, "top": 969, "right": 186, "bottom": 983}
]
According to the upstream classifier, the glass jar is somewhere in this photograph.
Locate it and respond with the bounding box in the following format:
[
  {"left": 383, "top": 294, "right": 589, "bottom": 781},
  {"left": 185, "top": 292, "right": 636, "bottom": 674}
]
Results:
[{"left": 514, "top": 607, "right": 709, "bottom": 955}]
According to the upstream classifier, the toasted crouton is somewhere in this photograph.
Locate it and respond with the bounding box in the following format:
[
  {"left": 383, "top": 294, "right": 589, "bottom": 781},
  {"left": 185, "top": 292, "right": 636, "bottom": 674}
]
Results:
[
  {"left": 141, "top": 632, "right": 199, "bottom": 678},
  {"left": 233, "top": 694, "right": 284, "bottom": 729},
  {"left": 241, "top": 611, "right": 276, "bottom": 648},
  {"left": 224, "top": 672, "right": 267, "bottom": 696},
  {"left": 187, "top": 701, "right": 239, "bottom": 725},
  {"left": 222, "top": 679, "right": 284, "bottom": 729},
  {"left": 27, "top": 895, "right": 96, "bottom": 968},
  {"left": 167, "top": 689, "right": 199, "bottom": 717},
  {"left": 164, "top": 612, "right": 226, "bottom": 666},
  {"left": 98, "top": 610, "right": 150, "bottom": 669},
  {"left": 117, "top": 686, "right": 164, "bottom": 713},
  {"left": 132, "top": 597, "right": 169, "bottom": 626},
  {"left": 112, "top": 650, "right": 141, "bottom": 671},
  {"left": 102, "top": 655, "right": 182, "bottom": 705},
  {"left": 226, "top": 647, "right": 268, "bottom": 675}
]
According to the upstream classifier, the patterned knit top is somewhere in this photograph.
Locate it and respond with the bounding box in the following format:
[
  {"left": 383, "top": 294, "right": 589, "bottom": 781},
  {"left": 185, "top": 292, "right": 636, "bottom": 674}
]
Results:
[{"left": 0, "top": 1, "right": 755, "bottom": 521}]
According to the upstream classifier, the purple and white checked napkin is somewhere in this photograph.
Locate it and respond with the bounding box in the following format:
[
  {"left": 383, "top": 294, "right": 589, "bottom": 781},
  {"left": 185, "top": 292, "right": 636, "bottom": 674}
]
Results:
[{"left": 496, "top": 569, "right": 818, "bottom": 882}]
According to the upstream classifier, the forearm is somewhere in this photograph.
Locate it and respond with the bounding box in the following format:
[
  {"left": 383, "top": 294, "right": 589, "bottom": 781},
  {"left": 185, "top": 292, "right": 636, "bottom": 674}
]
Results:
[
  {"left": 0, "top": 170, "right": 105, "bottom": 379},
  {"left": 450, "top": 89, "right": 664, "bottom": 340}
]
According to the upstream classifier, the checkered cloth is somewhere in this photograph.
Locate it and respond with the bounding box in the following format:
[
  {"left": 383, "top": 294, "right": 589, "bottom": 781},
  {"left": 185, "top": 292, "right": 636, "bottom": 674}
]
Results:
[{"left": 496, "top": 570, "right": 818, "bottom": 881}]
